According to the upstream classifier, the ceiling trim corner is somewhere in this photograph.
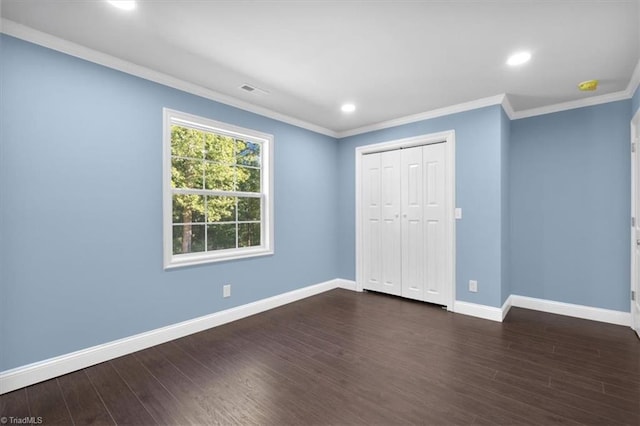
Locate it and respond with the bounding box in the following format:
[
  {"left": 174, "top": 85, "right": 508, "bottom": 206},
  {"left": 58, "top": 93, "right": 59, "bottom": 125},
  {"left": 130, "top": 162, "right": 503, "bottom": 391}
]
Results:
[
  {"left": 0, "top": 19, "right": 338, "bottom": 138},
  {"left": 501, "top": 95, "right": 515, "bottom": 120},
  {"left": 627, "top": 58, "right": 640, "bottom": 98}
]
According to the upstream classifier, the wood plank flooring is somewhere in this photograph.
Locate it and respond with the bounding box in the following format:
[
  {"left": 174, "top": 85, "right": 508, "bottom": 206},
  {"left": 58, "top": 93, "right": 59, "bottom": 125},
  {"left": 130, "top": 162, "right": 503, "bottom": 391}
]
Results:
[{"left": 1, "top": 289, "right": 638, "bottom": 425}]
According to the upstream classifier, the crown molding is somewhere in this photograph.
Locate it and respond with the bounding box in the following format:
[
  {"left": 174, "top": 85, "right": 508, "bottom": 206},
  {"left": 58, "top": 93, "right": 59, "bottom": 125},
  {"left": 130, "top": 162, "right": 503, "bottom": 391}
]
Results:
[
  {"left": 0, "top": 19, "right": 338, "bottom": 138},
  {"left": 627, "top": 58, "right": 640, "bottom": 98},
  {"left": 501, "top": 95, "right": 515, "bottom": 120},
  {"left": 2, "top": 19, "right": 638, "bottom": 138},
  {"left": 511, "top": 90, "right": 632, "bottom": 120},
  {"left": 337, "top": 94, "right": 507, "bottom": 139}
]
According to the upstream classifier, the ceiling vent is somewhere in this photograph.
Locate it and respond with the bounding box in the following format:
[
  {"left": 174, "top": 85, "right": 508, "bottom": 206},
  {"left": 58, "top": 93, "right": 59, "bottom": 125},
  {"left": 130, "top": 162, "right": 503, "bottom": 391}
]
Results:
[{"left": 239, "top": 84, "right": 269, "bottom": 95}]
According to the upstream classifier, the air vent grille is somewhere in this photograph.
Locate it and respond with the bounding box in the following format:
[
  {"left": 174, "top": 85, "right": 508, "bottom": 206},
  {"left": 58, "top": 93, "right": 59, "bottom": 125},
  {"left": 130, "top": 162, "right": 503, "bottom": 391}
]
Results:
[{"left": 239, "top": 84, "right": 269, "bottom": 95}]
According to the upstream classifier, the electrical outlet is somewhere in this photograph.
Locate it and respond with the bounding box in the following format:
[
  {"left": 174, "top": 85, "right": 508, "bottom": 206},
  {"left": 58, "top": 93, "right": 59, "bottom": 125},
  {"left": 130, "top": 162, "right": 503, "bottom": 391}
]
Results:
[
  {"left": 223, "top": 284, "right": 231, "bottom": 298},
  {"left": 468, "top": 280, "right": 478, "bottom": 293}
]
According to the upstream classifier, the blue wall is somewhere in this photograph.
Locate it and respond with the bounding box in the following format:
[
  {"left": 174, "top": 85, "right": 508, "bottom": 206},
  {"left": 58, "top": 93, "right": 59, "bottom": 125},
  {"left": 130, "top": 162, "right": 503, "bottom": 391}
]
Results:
[
  {"left": 0, "top": 35, "right": 339, "bottom": 371},
  {"left": 509, "top": 101, "right": 631, "bottom": 311},
  {"left": 633, "top": 85, "right": 640, "bottom": 116},
  {"left": 337, "top": 106, "right": 507, "bottom": 308}
]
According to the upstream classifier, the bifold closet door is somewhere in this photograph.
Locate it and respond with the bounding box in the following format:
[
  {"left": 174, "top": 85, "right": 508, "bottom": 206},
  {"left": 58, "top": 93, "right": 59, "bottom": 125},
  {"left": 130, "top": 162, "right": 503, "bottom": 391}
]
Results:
[
  {"left": 401, "top": 146, "right": 424, "bottom": 300},
  {"left": 361, "top": 142, "right": 449, "bottom": 305},
  {"left": 422, "top": 142, "right": 448, "bottom": 306},
  {"left": 362, "top": 150, "right": 402, "bottom": 296}
]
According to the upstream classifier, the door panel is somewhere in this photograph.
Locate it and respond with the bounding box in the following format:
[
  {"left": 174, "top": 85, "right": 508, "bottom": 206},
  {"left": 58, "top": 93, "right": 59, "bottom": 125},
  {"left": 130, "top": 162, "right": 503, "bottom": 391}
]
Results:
[
  {"left": 362, "top": 151, "right": 401, "bottom": 296},
  {"left": 423, "top": 142, "right": 449, "bottom": 306},
  {"left": 362, "top": 153, "right": 381, "bottom": 292},
  {"left": 401, "top": 146, "right": 424, "bottom": 300},
  {"left": 380, "top": 150, "right": 402, "bottom": 295}
]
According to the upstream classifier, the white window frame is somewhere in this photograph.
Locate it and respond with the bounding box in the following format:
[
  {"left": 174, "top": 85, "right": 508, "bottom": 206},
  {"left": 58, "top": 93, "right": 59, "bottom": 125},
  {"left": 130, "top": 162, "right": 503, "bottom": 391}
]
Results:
[{"left": 163, "top": 108, "right": 274, "bottom": 269}]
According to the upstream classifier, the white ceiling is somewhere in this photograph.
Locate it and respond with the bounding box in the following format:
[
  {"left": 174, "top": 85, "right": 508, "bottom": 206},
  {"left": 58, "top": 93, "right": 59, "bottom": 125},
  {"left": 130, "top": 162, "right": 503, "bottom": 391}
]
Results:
[{"left": 2, "top": 0, "right": 639, "bottom": 135}]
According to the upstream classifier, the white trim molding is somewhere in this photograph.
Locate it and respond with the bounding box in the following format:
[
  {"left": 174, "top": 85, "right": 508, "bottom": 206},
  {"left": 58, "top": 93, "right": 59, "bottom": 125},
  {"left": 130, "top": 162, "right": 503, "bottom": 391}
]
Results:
[
  {"left": 511, "top": 90, "right": 633, "bottom": 120},
  {"left": 3, "top": 18, "right": 638, "bottom": 139},
  {"left": 1, "top": 280, "right": 633, "bottom": 394},
  {"left": 338, "top": 95, "right": 506, "bottom": 138},
  {"left": 508, "top": 295, "right": 631, "bottom": 327},
  {"left": 0, "top": 19, "right": 337, "bottom": 138},
  {"left": 501, "top": 296, "right": 513, "bottom": 321},
  {"left": 626, "top": 58, "right": 640, "bottom": 98},
  {"left": 0, "top": 279, "right": 342, "bottom": 395},
  {"left": 501, "top": 95, "right": 516, "bottom": 120},
  {"left": 336, "top": 279, "right": 358, "bottom": 291},
  {"left": 453, "top": 300, "right": 505, "bottom": 322}
]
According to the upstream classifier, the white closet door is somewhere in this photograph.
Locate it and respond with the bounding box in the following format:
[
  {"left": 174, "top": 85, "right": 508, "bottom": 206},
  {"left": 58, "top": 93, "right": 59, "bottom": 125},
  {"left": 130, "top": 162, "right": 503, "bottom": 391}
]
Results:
[
  {"left": 362, "top": 151, "right": 402, "bottom": 296},
  {"left": 401, "top": 146, "right": 424, "bottom": 300},
  {"left": 422, "top": 142, "right": 449, "bottom": 305},
  {"left": 362, "top": 153, "right": 383, "bottom": 293},
  {"left": 380, "top": 150, "right": 402, "bottom": 295}
]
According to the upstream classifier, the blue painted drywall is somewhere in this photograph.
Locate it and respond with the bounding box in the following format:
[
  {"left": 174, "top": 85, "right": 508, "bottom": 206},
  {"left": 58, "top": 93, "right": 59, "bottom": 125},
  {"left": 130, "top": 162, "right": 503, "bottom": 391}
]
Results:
[
  {"left": 633, "top": 84, "right": 640, "bottom": 116},
  {"left": 337, "top": 106, "right": 506, "bottom": 308},
  {"left": 500, "top": 109, "right": 511, "bottom": 306},
  {"left": 510, "top": 101, "right": 631, "bottom": 311},
  {"left": 0, "top": 35, "right": 339, "bottom": 371}
]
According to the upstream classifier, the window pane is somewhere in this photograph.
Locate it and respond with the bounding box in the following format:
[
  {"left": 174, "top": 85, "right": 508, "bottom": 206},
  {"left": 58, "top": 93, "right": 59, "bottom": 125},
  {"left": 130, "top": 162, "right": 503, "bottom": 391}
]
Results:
[
  {"left": 238, "top": 197, "right": 260, "bottom": 221},
  {"left": 171, "top": 126, "right": 204, "bottom": 159},
  {"left": 237, "top": 166, "right": 260, "bottom": 192},
  {"left": 206, "top": 196, "right": 236, "bottom": 222},
  {"left": 173, "top": 224, "right": 205, "bottom": 255},
  {"left": 239, "top": 223, "right": 261, "bottom": 248},
  {"left": 204, "top": 133, "right": 235, "bottom": 163},
  {"left": 207, "top": 224, "right": 236, "bottom": 250},
  {"left": 172, "top": 158, "right": 203, "bottom": 189},
  {"left": 173, "top": 194, "right": 205, "bottom": 223},
  {"left": 236, "top": 140, "right": 261, "bottom": 167},
  {"left": 204, "top": 163, "right": 234, "bottom": 191}
]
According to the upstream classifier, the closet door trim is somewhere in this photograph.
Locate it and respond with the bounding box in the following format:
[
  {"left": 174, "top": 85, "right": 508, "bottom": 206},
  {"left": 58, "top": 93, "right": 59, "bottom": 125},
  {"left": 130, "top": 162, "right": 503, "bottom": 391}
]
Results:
[{"left": 355, "top": 130, "right": 456, "bottom": 311}]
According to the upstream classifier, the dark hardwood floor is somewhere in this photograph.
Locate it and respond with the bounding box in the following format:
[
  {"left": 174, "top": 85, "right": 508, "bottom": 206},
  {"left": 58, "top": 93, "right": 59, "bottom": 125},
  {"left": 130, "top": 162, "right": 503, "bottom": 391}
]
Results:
[{"left": 1, "top": 289, "right": 639, "bottom": 425}]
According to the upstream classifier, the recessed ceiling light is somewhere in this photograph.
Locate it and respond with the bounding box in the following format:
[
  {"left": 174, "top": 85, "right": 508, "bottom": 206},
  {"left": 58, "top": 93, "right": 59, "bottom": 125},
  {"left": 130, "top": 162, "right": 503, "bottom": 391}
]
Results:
[
  {"left": 107, "top": 1, "right": 136, "bottom": 11},
  {"left": 341, "top": 103, "right": 356, "bottom": 113},
  {"left": 506, "top": 51, "right": 531, "bottom": 66}
]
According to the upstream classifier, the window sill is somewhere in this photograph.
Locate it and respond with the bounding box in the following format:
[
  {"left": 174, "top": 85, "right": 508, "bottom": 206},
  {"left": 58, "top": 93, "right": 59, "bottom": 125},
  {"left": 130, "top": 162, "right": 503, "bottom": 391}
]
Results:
[{"left": 164, "top": 247, "right": 274, "bottom": 270}]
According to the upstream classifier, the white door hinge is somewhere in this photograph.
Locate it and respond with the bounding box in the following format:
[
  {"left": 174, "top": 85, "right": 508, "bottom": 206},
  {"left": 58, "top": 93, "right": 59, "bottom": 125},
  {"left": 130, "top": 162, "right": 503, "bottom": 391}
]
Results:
[
  {"left": 633, "top": 142, "right": 637, "bottom": 153},
  {"left": 633, "top": 217, "right": 636, "bottom": 227}
]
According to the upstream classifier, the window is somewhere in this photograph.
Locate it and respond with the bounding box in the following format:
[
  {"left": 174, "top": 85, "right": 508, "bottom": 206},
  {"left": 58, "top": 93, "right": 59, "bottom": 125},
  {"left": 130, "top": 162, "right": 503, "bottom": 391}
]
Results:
[{"left": 163, "top": 109, "right": 273, "bottom": 269}]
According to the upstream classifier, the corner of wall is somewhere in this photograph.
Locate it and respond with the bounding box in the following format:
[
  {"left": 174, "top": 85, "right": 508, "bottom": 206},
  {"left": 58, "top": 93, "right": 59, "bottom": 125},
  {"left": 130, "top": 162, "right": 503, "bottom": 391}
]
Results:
[{"left": 500, "top": 108, "right": 511, "bottom": 306}]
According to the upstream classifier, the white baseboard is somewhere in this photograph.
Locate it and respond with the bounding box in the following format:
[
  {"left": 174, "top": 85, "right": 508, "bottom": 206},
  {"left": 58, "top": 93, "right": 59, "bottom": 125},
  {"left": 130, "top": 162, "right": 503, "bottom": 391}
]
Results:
[
  {"left": 0, "top": 279, "right": 341, "bottom": 395},
  {"left": 1, "top": 281, "right": 631, "bottom": 394},
  {"left": 508, "top": 295, "right": 631, "bottom": 326},
  {"left": 336, "top": 279, "right": 358, "bottom": 291},
  {"left": 453, "top": 300, "right": 505, "bottom": 322},
  {"left": 501, "top": 295, "right": 513, "bottom": 320}
]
